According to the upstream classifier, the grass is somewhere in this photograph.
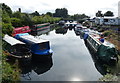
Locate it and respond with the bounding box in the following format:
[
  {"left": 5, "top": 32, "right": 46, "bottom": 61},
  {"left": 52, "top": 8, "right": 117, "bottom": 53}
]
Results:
[{"left": 2, "top": 52, "right": 21, "bottom": 83}]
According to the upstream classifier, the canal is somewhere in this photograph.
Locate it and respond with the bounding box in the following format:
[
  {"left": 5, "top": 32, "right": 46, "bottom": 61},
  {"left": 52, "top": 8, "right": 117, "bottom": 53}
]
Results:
[{"left": 20, "top": 27, "right": 103, "bottom": 81}]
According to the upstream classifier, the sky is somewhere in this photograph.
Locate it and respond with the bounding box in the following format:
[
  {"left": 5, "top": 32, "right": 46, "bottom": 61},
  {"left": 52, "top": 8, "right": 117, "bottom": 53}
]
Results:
[{"left": 1, "top": 0, "right": 120, "bottom": 17}]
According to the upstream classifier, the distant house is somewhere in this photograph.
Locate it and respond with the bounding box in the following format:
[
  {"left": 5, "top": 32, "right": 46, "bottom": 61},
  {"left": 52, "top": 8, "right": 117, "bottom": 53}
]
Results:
[
  {"left": 94, "top": 17, "right": 120, "bottom": 25},
  {"left": 118, "top": 17, "right": 120, "bottom": 25}
]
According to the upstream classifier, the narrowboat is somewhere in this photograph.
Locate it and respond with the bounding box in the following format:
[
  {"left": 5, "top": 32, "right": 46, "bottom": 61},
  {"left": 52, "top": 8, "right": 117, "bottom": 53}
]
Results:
[
  {"left": 14, "top": 33, "right": 53, "bottom": 56},
  {"left": 75, "top": 25, "right": 89, "bottom": 38},
  {"left": 64, "top": 21, "right": 77, "bottom": 29},
  {"left": 74, "top": 24, "right": 83, "bottom": 35},
  {"left": 3, "top": 34, "right": 32, "bottom": 60},
  {"left": 58, "top": 20, "right": 65, "bottom": 26},
  {"left": 12, "top": 26, "right": 31, "bottom": 36},
  {"left": 84, "top": 33, "right": 118, "bottom": 63},
  {"left": 31, "top": 23, "right": 50, "bottom": 35}
]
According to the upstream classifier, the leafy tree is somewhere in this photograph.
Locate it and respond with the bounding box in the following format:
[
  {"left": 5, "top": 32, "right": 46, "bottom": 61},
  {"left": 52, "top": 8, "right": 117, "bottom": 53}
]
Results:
[
  {"left": 2, "top": 10, "right": 11, "bottom": 23},
  {"left": 96, "top": 11, "right": 104, "bottom": 17},
  {"left": 31, "top": 11, "right": 40, "bottom": 16},
  {"left": 11, "top": 18, "right": 22, "bottom": 27},
  {"left": 46, "top": 12, "right": 53, "bottom": 17},
  {"left": 54, "top": 8, "right": 68, "bottom": 18},
  {"left": 104, "top": 11, "right": 114, "bottom": 17},
  {"left": 21, "top": 13, "right": 33, "bottom": 26},
  {"left": 12, "top": 11, "right": 22, "bottom": 19},
  {"left": 32, "top": 15, "right": 61, "bottom": 24},
  {"left": 2, "top": 23, "right": 13, "bottom": 36},
  {"left": 1, "top": 3, "right": 12, "bottom": 17},
  {"left": 70, "top": 14, "right": 90, "bottom": 20}
]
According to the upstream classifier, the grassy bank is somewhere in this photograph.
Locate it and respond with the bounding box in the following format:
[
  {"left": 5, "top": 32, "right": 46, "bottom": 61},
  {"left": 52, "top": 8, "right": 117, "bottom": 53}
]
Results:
[
  {"left": 102, "top": 30, "right": 120, "bottom": 51},
  {"left": 2, "top": 53, "right": 21, "bottom": 83}
]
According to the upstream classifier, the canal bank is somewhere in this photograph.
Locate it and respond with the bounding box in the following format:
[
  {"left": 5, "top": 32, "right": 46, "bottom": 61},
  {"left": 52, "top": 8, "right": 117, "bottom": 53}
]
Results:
[{"left": 21, "top": 28, "right": 102, "bottom": 81}]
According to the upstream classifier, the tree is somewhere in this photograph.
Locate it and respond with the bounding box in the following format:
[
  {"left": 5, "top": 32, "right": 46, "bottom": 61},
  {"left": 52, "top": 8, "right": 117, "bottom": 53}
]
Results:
[
  {"left": 46, "top": 12, "right": 53, "bottom": 17},
  {"left": 11, "top": 18, "right": 22, "bottom": 27},
  {"left": 12, "top": 11, "right": 22, "bottom": 19},
  {"left": 96, "top": 11, "right": 104, "bottom": 17},
  {"left": 31, "top": 11, "right": 40, "bottom": 16},
  {"left": 70, "top": 14, "right": 90, "bottom": 20},
  {"left": 2, "top": 3, "right": 12, "bottom": 17},
  {"left": 54, "top": 8, "right": 68, "bottom": 18},
  {"left": 21, "top": 13, "right": 33, "bottom": 26},
  {"left": 2, "top": 23, "right": 13, "bottom": 36},
  {"left": 2, "top": 10, "right": 11, "bottom": 23},
  {"left": 104, "top": 11, "right": 114, "bottom": 17}
]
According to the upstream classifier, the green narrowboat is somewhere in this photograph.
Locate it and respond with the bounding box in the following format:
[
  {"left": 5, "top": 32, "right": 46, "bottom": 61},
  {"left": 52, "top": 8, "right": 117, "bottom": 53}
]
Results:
[
  {"left": 85, "top": 33, "right": 118, "bottom": 63},
  {"left": 31, "top": 23, "right": 50, "bottom": 35}
]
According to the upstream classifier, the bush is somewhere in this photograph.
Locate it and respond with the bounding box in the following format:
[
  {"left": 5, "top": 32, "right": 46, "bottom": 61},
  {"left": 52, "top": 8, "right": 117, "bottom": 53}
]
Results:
[{"left": 2, "top": 23, "right": 13, "bottom": 36}]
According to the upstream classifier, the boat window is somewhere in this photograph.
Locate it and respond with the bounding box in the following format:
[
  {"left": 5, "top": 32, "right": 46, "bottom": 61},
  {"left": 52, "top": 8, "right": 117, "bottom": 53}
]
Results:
[
  {"left": 104, "top": 19, "right": 109, "bottom": 22},
  {"left": 27, "top": 28, "right": 30, "bottom": 30},
  {"left": 22, "top": 28, "right": 25, "bottom": 31},
  {"left": 94, "top": 43, "right": 99, "bottom": 49}
]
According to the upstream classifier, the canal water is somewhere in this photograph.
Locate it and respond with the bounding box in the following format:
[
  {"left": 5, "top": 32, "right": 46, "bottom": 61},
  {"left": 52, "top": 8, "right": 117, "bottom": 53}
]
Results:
[{"left": 20, "top": 27, "right": 103, "bottom": 81}]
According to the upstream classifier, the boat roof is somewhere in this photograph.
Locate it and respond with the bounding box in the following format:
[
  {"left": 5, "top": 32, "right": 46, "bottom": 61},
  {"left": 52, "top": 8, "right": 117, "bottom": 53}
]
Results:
[
  {"left": 3, "top": 34, "right": 25, "bottom": 46},
  {"left": 89, "top": 31, "right": 115, "bottom": 48},
  {"left": 14, "top": 26, "right": 30, "bottom": 30},
  {"left": 65, "top": 21, "right": 77, "bottom": 25},
  {"left": 16, "top": 33, "right": 49, "bottom": 43}
]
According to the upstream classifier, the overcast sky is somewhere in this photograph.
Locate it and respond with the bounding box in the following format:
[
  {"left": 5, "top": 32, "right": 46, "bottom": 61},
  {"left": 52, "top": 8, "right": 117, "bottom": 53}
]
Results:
[{"left": 1, "top": 0, "right": 120, "bottom": 17}]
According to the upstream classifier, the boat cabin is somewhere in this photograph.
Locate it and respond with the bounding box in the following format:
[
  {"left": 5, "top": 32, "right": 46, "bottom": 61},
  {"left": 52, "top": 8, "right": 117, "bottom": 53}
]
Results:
[
  {"left": 15, "top": 33, "right": 53, "bottom": 55},
  {"left": 3, "top": 34, "right": 31, "bottom": 59}
]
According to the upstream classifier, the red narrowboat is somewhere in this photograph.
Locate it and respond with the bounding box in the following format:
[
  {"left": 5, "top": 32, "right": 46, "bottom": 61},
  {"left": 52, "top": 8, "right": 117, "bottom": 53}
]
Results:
[{"left": 12, "top": 26, "right": 31, "bottom": 36}]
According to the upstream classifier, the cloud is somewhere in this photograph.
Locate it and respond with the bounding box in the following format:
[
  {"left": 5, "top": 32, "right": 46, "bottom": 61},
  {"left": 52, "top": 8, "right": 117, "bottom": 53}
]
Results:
[
  {"left": 1, "top": 0, "right": 119, "bottom": 17},
  {"left": 40, "top": 2, "right": 50, "bottom": 7}
]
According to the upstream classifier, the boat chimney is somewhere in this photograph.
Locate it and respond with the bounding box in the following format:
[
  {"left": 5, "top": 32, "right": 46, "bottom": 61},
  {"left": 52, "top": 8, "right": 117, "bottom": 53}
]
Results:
[{"left": 18, "top": 8, "right": 21, "bottom": 13}]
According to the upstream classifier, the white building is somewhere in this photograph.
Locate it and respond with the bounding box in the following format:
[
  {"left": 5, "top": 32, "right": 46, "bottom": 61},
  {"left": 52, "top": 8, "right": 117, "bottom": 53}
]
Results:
[{"left": 95, "top": 17, "right": 120, "bottom": 25}]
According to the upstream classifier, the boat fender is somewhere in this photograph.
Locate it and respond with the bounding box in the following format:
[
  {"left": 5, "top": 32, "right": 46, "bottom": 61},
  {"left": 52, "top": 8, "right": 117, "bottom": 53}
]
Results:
[
  {"left": 99, "top": 38, "right": 104, "bottom": 43},
  {"left": 84, "top": 34, "right": 88, "bottom": 40}
]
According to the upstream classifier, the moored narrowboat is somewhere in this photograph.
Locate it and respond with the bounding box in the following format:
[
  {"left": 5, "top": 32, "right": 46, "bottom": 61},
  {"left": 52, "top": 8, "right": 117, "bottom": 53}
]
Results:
[
  {"left": 12, "top": 26, "right": 31, "bottom": 36},
  {"left": 74, "top": 24, "right": 82, "bottom": 35},
  {"left": 15, "top": 33, "right": 53, "bottom": 56},
  {"left": 64, "top": 21, "right": 77, "bottom": 29},
  {"left": 3, "top": 34, "right": 32, "bottom": 60},
  {"left": 85, "top": 33, "right": 118, "bottom": 63},
  {"left": 31, "top": 23, "right": 50, "bottom": 35}
]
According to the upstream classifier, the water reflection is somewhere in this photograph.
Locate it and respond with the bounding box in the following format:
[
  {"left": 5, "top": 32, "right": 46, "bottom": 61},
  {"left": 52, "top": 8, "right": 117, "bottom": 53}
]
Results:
[
  {"left": 20, "top": 55, "right": 53, "bottom": 80},
  {"left": 20, "top": 26, "right": 103, "bottom": 81},
  {"left": 31, "top": 28, "right": 51, "bottom": 36},
  {"left": 55, "top": 28, "right": 68, "bottom": 35}
]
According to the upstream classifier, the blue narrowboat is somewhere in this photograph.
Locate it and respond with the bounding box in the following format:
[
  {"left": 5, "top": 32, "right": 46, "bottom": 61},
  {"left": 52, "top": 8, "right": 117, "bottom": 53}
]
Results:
[{"left": 15, "top": 33, "right": 53, "bottom": 56}]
